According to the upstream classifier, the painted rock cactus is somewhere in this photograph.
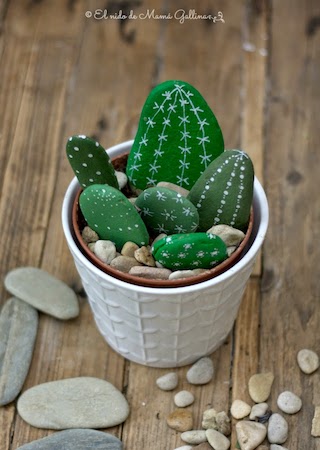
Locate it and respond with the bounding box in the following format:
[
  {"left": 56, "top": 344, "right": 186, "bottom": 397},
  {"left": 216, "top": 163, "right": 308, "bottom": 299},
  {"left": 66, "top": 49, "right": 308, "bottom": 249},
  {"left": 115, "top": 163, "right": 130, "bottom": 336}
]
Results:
[
  {"left": 126, "top": 80, "right": 224, "bottom": 190},
  {"left": 152, "top": 233, "right": 228, "bottom": 270},
  {"left": 66, "top": 135, "right": 119, "bottom": 189},
  {"left": 188, "top": 150, "right": 254, "bottom": 231},
  {"left": 135, "top": 187, "right": 199, "bottom": 235},
  {"left": 79, "top": 185, "right": 149, "bottom": 250}
]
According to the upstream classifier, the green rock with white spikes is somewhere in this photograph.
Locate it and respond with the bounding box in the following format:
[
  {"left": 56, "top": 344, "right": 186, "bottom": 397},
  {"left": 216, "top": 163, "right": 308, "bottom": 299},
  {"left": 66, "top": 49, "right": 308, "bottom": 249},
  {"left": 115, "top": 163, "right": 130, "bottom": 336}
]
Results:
[
  {"left": 66, "top": 135, "right": 119, "bottom": 189},
  {"left": 126, "top": 80, "right": 224, "bottom": 190},
  {"left": 135, "top": 187, "right": 199, "bottom": 235},
  {"left": 188, "top": 150, "right": 254, "bottom": 232}
]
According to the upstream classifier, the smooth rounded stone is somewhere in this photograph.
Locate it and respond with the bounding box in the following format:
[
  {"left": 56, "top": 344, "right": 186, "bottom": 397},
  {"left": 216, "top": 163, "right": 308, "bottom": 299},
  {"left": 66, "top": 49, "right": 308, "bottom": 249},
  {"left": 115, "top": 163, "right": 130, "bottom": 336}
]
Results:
[
  {"left": 174, "top": 390, "right": 195, "bottom": 407},
  {"left": 16, "top": 429, "right": 123, "bottom": 449},
  {"left": 81, "top": 226, "right": 99, "bottom": 243},
  {"left": 312, "top": 406, "right": 320, "bottom": 437},
  {"left": 129, "top": 266, "right": 172, "bottom": 280},
  {"left": 270, "top": 445, "right": 289, "bottom": 450},
  {"left": 4, "top": 267, "right": 79, "bottom": 320},
  {"left": 193, "top": 444, "right": 212, "bottom": 450},
  {"left": 157, "top": 181, "right": 190, "bottom": 197},
  {"left": 169, "top": 269, "right": 209, "bottom": 280},
  {"left": 248, "top": 372, "right": 274, "bottom": 403},
  {"left": 249, "top": 402, "right": 269, "bottom": 420},
  {"left": 93, "top": 240, "right": 117, "bottom": 264},
  {"left": 17, "top": 377, "right": 129, "bottom": 429},
  {"left": 134, "top": 246, "right": 156, "bottom": 267},
  {"left": 230, "top": 399, "right": 251, "bottom": 419},
  {"left": 186, "top": 357, "right": 214, "bottom": 385},
  {"left": 110, "top": 256, "right": 142, "bottom": 273},
  {"left": 227, "top": 246, "right": 237, "bottom": 256},
  {"left": 174, "top": 446, "right": 193, "bottom": 450},
  {"left": 297, "top": 348, "right": 319, "bottom": 374},
  {"left": 236, "top": 421, "right": 267, "bottom": 450},
  {"left": 206, "top": 429, "right": 230, "bottom": 450},
  {"left": 277, "top": 390, "right": 302, "bottom": 414},
  {"left": 88, "top": 242, "right": 96, "bottom": 252},
  {"left": 0, "top": 298, "right": 38, "bottom": 406},
  {"left": 207, "top": 224, "right": 245, "bottom": 247},
  {"left": 166, "top": 409, "right": 193, "bottom": 432},
  {"left": 156, "top": 372, "right": 178, "bottom": 391},
  {"left": 115, "top": 170, "right": 128, "bottom": 189},
  {"left": 121, "top": 241, "right": 139, "bottom": 257},
  {"left": 181, "top": 430, "right": 207, "bottom": 444},
  {"left": 267, "top": 413, "right": 288, "bottom": 444}
]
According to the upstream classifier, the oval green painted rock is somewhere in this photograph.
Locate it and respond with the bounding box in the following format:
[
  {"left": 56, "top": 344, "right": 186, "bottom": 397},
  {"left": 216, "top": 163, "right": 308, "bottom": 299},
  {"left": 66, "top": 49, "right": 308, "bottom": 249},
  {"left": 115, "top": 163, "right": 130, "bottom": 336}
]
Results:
[
  {"left": 126, "top": 80, "right": 224, "bottom": 190},
  {"left": 135, "top": 187, "right": 199, "bottom": 235},
  {"left": 80, "top": 185, "right": 149, "bottom": 250},
  {"left": 152, "top": 233, "right": 227, "bottom": 270},
  {"left": 188, "top": 150, "right": 254, "bottom": 231}
]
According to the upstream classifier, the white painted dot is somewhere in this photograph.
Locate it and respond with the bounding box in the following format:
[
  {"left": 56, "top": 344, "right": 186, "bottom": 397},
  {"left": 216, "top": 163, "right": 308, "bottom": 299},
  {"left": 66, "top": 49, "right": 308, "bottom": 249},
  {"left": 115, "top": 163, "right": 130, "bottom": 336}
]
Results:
[
  {"left": 197, "top": 203, "right": 201, "bottom": 208},
  {"left": 82, "top": 163, "right": 87, "bottom": 167},
  {"left": 205, "top": 185, "right": 210, "bottom": 190},
  {"left": 217, "top": 168, "right": 222, "bottom": 173},
  {"left": 83, "top": 184, "right": 87, "bottom": 187},
  {"left": 241, "top": 166, "right": 245, "bottom": 171},
  {"left": 224, "top": 190, "right": 229, "bottom": 195},
  {"left": 218, "top": 209, "right": 222, "bottom": 213},
  {"left": 119, "top": 228, "right": 123, "bottom": 231},
  {"left": 210, "top": 177, "right": 215, "bottom": 182},
  {"left": 76, "top": 170, "right": 80, "bottom": 174},
  {"left": 240, "top": 174, "right": 244, "bottom": 179},
  {"left": 135, "top": 224, "right": 139, "bottom": 228},
  {"left": 128, "top": 227, "right": 132, "bottom": 230},
  {"left": 68, "top": 137, "right": 73, "bottom": 141},
  {"left": 201, "top": 195, "right": 205, "bottom": 199},
  {"left": 88, "top": 154, "right": 93, "bottom": 158},
  {"left": 227, "top": 182, "right": 232, "bottom": 186},
  {"left": 68, "top": 154, "right": 73, "bottom": 158},
  {"left": 221, "top": 200, "right": 226, "bottom": 204},
  {"left": 94, "top": 224, "right": 98, "bottom": 227},
  {"left": 89, "top": 178, "right": 94, "bottom": 182},
  {"left": 74, "top": 146, "right": 79, "bottom": 151},
  {"left": 107, "top": 226, "right": 111, "bottom": 230},
  {"left": 79, "top": 135, "right": 86, "bottom": 139}
]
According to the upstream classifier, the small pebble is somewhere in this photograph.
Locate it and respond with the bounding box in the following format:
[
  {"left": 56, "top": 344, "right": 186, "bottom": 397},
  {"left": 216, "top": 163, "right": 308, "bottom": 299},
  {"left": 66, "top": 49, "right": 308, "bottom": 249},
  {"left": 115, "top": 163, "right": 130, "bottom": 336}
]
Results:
[
  {"left": 270, "top": 445, "right": 289, "bottom": 450},
  {"left": 205, "top": 429, "right": 230, "bottom": 450},
  {"left": 81, "top": 226, "right": 99, "bottom": 243},
  {"left": 129, "top": 266, "right": 172, "bottom": 280},
  {"left": 202, "top": 408, "right": 230, "bottom": 435},
  {"left": 115, "top": 170, "right": 128, "bottom": 189},
  {"left": 236, "top": 421, "right": 267, "bottom": 450},
  {"left": 121, "top": 241, "right": 139, "bottom": 257},
  {"left": 277, "top": 390, "right": 302, "bottom": 414},
  {"left": 93, "top": 240, "right": 117, "bottom": 264},
  {"left": 216, "top": 411, "right": 231, "bottom": 436},
  {"left": 312, "top": 406, "right": 320, "bottom": 437},
  {"left": 230, "top": 399, "right": 251, "bottom": 419},
  {"left": 267, "top": 413, "right": 288, "bottom": 444},
  {"left": 174, "top": 446, "right": 193, "bottom": 450},
  {"left": 297, "top": 349, "right": 319, "bottom": 374},
  {"left": 169, "top": 269, "right": 209, "bottom": 280},
  {"left": 157, "top": 181, "right": 189, "bottom": 197},
  {"left": 248, "top": 372, "right": 274, "bottom": 403},
  {"left": 174, "top": 391, "right": 195, "bottom": 408},
  {"left": 110, "top": 256, "right": 142, "bottom": 273},
  {"left": 134, "top": 246, "right": 156, "bottom": 267},
  {"left": 249, "top": 402, "right": 269, "bottom": 421},
  {"left": 192, "top": 444, "right": 212, "bottom": 450},
  {"left": 202, "top": 408, "right": 218, "bottom": 429},
  {"left": 186, "top": 357, "right": 214, "bottom": 385},
  {"left": 207, "top": 224, "right": 245, "bottom": 247},
  {"left": 166, "top": 409, "right": 193, "bottom": 432},
  {"left": 181, "top": 430, "right": 207, "bottom": 445},
  {"left": 156, "top": 372, "right": 178, "bottom": 391}
]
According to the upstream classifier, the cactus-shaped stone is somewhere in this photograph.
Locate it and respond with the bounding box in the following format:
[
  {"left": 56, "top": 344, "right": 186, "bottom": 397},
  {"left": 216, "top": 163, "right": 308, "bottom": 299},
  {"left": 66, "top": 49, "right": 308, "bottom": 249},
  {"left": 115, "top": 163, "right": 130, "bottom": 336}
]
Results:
[
  {"left": 188, "top": 150, "right": 254, "bottom": 232},
  {"left": 126, "top": 80, "right": 224, "bottom": 190},
  {"left": 135, "top": 187, "right": 199, "bottom": 235},
  {"left": 152, "top": 233, "right": 227, "bottom": 270},
  {"left": 66, "top": 135, "right": 119, "bottom": 189},
  {"left": 79, "top": 185, "right": 149, "bottom": 250}
]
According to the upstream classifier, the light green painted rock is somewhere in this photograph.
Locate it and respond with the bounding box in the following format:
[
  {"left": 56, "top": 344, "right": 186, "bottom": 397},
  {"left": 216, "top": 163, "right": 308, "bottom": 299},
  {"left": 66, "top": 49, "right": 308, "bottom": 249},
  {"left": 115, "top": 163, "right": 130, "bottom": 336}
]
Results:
[
  {"left": 188, "top": 150, "right": 254, "bottom": 231},
  {"left": 80, "top": 184, "right": 149, "bottom": 250},
  {"left": 152, "top": 233, "right": 227, "bottom": 270},
  {"left": 126, "top": 80, "right": 224, "bottom": 190},
  {"left": 66, "top": 135, "right": 119, "bottom": 189},
  {"left": 135, "top": 187, "right": 199, "bottom": 234}
]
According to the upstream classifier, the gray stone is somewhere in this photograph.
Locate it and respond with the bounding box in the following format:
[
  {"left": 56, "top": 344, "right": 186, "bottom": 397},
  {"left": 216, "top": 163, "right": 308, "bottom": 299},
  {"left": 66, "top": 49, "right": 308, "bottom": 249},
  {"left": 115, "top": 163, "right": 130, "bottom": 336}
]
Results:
[
  {"left": 174, "top": 446, "right": 193, "bottom": 450},
  {"left": 156, "top": 372, "right": 178, "bottom": 391},
  {"left": 181, "top": 430, "right": 207, "bottom": 444},
  {"left": 267, "top": 413, "right": 288, "bottom": 444},
  {"left": 5, "top": 267, "right": 79, "bottom": 320},
  {"left": 174, "top": 390, "right": 195, "bottom": 407},
  {"left": 129, "top": 266, "right": 172, "bottom": 280},
  {"left": 249, "top": 402, "right": 269, "bottom": 420},
  {"left": 16, "top": 429, "right": 123, "bottom": 449},
  {"left": 235, "top": 421, "right": 267, "bottom": 450},
  {"left": 297, "top": 348, "right": 319, "bottom": 374},
  {"left": 205, "top": 429, "right": 230, "bottom": 450},
  {"left": 121, "top": 241, "right": 139, "bottom": 257},
  {"left": 115, "top": 170, "right": 128, "bottom": 190},
  {"left": 81, "top": 226, "right": 99, "bottom": 244},
  {"left": 230, "top": 399, "right": 251, "bottom": 419},
  {"left": 277, "top": 390, "right": 302, "bottom": 414},
  {"left": 93, "top": 240, "right": 117, "bottom": 264},
  {"left": 17, "top": 377, "right": 129, "bottom": 429},
  {"left": 207, "top": 224, "right": 245, "bottom": 247},
  {"left": 216, "top": 411, "right": 231, "bottom": 436},
  {"left": 186, "top": 357, "right": 214, "bottom": 385},
  {"left": 0, "top": 298, "right": 38, "bottom": 406},
  {"left": 110, "top": 256, "right": 142, "bottom": 273},
  {"left": 134, "top": 246, "right": 156, "bottom": 267}
]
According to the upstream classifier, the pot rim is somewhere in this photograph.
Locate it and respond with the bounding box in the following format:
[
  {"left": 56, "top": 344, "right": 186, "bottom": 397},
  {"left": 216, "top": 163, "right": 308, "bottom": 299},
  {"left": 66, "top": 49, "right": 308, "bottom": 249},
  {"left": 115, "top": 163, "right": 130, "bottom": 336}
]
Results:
[{"left": 62, "top": 140, "right": 269, "bottom": 294}]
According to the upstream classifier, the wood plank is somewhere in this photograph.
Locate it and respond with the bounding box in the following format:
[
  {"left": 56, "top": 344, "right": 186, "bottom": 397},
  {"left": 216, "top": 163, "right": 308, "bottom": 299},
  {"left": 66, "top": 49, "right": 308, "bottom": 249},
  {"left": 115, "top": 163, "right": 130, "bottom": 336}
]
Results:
[{"left": 261, "top": 0, "right": 320, "bottom": 448}]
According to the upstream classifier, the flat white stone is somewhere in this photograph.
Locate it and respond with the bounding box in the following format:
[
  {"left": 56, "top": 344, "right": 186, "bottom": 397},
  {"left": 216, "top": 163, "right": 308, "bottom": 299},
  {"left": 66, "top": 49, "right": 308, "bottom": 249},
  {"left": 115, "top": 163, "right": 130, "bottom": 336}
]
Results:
[
  {"left": 156, "top": 372, "right": 178, "bottom": 391},
  {"left": 181, "top": 430, "right": 207, "bottom": 444},
  {"left": 248, "top": 372, "right": 274, "bottom": 403},
  {"left": 94, "top": 240, "right": 117, "bottom": 264},
  {"left": 115, "top": 170, "right": 128, "bottom": 189},
  {"left": 206, "top": 428, "right": 230, "bottom": 450},
  {"left": 230, "top": 399, "right": 251, "bottom": 419},
  {"left": 5, "top": 267, "right": 79, "bottom": 320},
  {"left": 297, "top": 349, "right": 319, "bottom": 374},
  {"left": 17, "top": 377, "right": 129, "bottom": 429},
  {"left": 174, "top": 391, "right": 195, "bottom": 407},
  {"left": 186, "top": 357, "right": 214, "bottom": 385},
  {"left": 267, "top": 413, "right": 288, "bottom": 444},
  {"left": 173, "top": 447, "right": 193, "bottom": 450},
  {"left": 312, "top": 406, "right": 320, "bottom": 437},
  {"left": 277, "top": 390, "right": 302, "bottom": 414},
  {"left": 236, "top": 420, "right": 267, "bottom": 450},
  {"left": 249, "top": 403, "right": 269, "bottom": 420}
]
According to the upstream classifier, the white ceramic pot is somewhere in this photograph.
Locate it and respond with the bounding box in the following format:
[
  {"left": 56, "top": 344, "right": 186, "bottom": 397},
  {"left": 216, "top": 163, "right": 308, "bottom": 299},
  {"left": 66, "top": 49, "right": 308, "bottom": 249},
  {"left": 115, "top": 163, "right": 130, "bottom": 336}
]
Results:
[{"left": 62, "top": 140, "right": 269, "bottom": 368}]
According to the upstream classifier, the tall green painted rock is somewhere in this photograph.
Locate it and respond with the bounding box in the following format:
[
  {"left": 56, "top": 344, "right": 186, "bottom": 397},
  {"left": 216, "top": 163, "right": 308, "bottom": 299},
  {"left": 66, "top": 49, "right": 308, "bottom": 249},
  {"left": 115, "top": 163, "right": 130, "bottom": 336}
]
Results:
[
  {"left": 80, "top": 185, "right": 149, "bottom": 250},
  {"left": 135, "top": 187, "right": 199, "bottom": 235},
  {"left": 66, "top": 135, "right": 119, "bottom": 189},
  {"left": 126, "top": 80, "right": 224, "bottom": 190},
  {"left": 188, "top": 150, "right": 254, "bottom": 231},
  {"left": 152, "top": 233, "right": 227, "bottom": 270}
]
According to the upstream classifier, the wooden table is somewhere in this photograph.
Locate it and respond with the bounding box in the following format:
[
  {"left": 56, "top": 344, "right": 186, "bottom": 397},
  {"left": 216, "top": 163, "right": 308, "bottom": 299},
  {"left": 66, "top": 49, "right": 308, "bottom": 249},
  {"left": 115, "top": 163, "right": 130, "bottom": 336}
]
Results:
[{"left": 0, "top": 1, "right": 319, "bottom": 448}]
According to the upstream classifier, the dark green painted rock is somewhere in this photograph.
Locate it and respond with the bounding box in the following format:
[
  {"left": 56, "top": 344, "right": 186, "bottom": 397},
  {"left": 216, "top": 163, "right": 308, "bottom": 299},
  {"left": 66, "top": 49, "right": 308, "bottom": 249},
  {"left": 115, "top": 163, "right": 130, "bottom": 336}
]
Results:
[
  {"left": 188, "top": 150, "right": 254, "bottom": 231},
  {"left": 80, "top": 185, "right": 149, "bottom": 250},
  {"left": 66, "top": 135, "right": 119, "bottom": 189},
  {"left": 135, "top": 187, "right": 199, "bottom": 235},
  {"left": 152, "top": 233, "right": 227, "bottom": 270},
  {"left": 126, "top": 80, "right": 224, "bottom": 190}
]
